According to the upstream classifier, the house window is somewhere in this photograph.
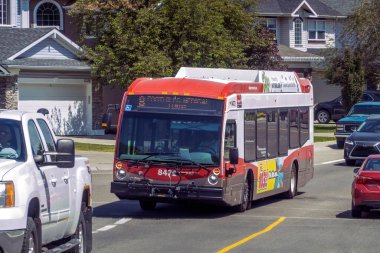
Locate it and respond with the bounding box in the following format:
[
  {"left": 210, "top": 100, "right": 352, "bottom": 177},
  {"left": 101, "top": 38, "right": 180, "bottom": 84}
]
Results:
[
  {"left": 34, "top": 0, "right": 63, "bottom": 29},
  {"left": 0, "top": 0, "right": 10, "bottom": 25},
  {"left": 294, "top": 18, "right": 303, "bottom": 46},
  {"left": 266, "top": 18, "right": 277, "bottom": 38},
  {"left": 308, "top": 20, "right": 325, "bottom": 40}
]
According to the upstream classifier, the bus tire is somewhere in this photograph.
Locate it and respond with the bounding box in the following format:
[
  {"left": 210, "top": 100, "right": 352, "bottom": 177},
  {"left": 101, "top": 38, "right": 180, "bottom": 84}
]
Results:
[
  {"left": 21, "top": 217, "right": 41, "bottom": 253},
  {"left": 285, "top": 164, "right": 298, "bottom": 199},
  {"left": 139, "top": 200, "right": 157, "bottom": 211},
  {"left": 234, "top": 178, "right": 251, "bottom": 212}
]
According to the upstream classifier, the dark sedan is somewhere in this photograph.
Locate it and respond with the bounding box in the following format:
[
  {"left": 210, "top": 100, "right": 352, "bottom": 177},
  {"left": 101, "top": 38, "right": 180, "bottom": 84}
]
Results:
[
  {"left": 314, "top": 91, "right": 380, "bottom": 124},
  {"left": 344, "top": 116, "right": 380, "bottom": 165}
]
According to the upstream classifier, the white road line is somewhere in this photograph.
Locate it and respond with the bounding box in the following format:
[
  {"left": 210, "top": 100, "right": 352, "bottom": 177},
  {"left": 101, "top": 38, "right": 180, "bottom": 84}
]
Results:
[
  {"left": 96, "top": 225, "right": 117, "bottom": 232},
  {"left": 114, "top": 218, "right": 132, "bottom": 225},
  {"left": 92, "top": 218, "right": 132, "bottom": 234},
  {"left": 315, "top": 159, "right": 344, "bottom": 166}
]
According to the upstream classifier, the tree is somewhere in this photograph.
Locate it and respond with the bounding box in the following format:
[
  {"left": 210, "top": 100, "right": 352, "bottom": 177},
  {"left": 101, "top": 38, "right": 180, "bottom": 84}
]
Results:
[
  {"left": 343, "top": 0, "right": 380, "bottom": 89},
  {"left": 71, "top": 0, "right": 284, "bottom": 87},
  {"left": 325, "top": 48, "right": 365, "bottom": 113}
]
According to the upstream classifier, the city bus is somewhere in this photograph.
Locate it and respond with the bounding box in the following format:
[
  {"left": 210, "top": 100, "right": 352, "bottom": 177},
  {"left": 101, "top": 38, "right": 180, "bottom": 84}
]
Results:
[{"left": 111, "top": 67, "right": 314, "bottom": 212}]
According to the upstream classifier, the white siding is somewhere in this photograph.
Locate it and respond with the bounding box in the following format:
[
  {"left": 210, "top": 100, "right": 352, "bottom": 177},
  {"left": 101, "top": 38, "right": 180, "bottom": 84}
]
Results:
[
  {"left": 18, "top": 38, "right": 78, "bottom": 59},
  {"left": 277, "top": 17, "right": 290, "bottom": 46},
  {"left": 289, "top": 18, "right": 307, "bottom": 52},
  {"left": 306, "top": 19, "right": 336, "bottom": 50}
]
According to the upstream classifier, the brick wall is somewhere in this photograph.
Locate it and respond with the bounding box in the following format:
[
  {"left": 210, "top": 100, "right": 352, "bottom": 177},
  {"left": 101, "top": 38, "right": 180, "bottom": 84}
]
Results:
[{"left": 0, "top": 75, "right": 18, "bottom": 110}]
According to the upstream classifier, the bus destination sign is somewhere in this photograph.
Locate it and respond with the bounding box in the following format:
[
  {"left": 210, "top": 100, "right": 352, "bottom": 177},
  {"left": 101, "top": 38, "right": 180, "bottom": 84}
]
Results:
[{"left": 125, "top": 95, "right": 224, "bottom": 116}]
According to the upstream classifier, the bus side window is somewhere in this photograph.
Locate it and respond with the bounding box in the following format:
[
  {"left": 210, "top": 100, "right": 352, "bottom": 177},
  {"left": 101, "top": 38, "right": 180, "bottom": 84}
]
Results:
[
  {"left": 256, "top": 111, "right": 267, "bottom": 159},
  {"left": 267, "top": 110, "right": 278, "bottom": 158},
  {"left": 289, "top": 108, "right": 299, "bottom": 149},
  {"left": 244, "top": 111, "right": 256, "bottom": 162},
  {"left": 224, "top": 121, "right": 236, "bottom": 161},
  {"left": 279, "top": 110, "right": 289, "bottom": 155},
  {"left": 299, "top": 108, "right": 310, "bottom": 146}
]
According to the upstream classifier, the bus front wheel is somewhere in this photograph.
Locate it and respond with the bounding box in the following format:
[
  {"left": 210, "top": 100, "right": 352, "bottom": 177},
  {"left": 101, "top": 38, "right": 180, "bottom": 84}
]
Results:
[{"left": 234, "top": 178, "right": 251, "bottom": 212}]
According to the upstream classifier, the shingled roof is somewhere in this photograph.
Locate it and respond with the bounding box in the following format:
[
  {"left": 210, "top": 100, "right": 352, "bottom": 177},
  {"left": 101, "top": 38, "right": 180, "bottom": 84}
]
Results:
[
  {"left": 0, "top": 28, "right": 52, "bottom": 60},
  {"left": 258, "top": 0, "right": 344, "bottom": 17},
  {"left": 0, "top": 28, "right": 88, "bottom": 69},
  {"left": 319, "top": 0, "right": 361, "bottom": 15}
]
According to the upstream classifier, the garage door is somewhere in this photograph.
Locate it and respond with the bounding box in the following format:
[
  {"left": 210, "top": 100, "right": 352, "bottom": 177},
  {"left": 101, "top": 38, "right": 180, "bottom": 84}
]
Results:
[{"left": 19, "top": 83, "right": 87, "bottom": 135}]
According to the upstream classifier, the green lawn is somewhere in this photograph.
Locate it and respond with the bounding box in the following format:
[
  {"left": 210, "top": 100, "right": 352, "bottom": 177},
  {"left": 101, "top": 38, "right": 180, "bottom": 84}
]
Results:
[
  {"left": 314, "top": 124, "right": 336, "bottom": 133},
  {"left": 314, "top": 136, "right": 336, "bottom": 142},
  {"left": 75, "top": 142, "right": 115, "bottom": 152}
]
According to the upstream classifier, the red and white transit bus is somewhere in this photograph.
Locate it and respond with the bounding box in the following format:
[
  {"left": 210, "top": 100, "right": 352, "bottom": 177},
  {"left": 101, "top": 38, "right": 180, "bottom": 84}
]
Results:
[{"left": 111, "top": 67, "right": 314, "bottom": 211}]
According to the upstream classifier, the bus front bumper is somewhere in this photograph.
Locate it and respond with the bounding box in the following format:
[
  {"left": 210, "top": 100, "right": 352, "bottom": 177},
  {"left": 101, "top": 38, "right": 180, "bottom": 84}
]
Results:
[{"left": 111, "top": 181, "right": 224, "bottom": 202}]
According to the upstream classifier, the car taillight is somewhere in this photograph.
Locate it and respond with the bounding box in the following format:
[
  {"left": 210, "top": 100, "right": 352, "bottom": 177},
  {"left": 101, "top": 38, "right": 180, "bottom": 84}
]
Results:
[{"left": 356, "top": 176, "right": 376, "bottom": 185}]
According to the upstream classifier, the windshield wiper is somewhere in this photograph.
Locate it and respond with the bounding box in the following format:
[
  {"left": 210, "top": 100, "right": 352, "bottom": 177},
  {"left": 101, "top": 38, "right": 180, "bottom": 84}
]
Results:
[{"left": 166, "top": 157, "right": 212, "bottom": 173}]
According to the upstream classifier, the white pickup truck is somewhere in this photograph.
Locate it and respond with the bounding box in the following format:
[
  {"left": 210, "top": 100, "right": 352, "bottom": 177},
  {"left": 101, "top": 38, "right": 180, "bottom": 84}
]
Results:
[{"left": 0, "top": 110, "right": 92, "bottom": 253}]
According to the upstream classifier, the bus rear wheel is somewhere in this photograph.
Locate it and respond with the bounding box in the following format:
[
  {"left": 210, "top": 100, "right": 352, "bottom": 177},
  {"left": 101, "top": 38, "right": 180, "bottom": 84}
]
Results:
[{"left": 285, "top": 164, "right": 298, "bottom": 199}]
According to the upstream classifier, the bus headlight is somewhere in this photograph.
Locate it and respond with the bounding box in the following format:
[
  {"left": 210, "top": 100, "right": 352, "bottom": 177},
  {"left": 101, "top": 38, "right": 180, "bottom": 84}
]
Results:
[
  {"left": 208, "top": 174, "right": 219, "bottom": 185},
  {"left": 0, "top": 182, "right": 15, "bottom": 208},
  {"left": 116, "top": 169, "right": 127, "bottom": 180}
]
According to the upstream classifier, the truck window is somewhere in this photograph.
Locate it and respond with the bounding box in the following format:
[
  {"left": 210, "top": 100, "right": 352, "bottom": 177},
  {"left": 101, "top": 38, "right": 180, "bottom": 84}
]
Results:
[
  {"left": 28, "top": 120, "right": 44, "bottom": 156},
  {"left": 37, "top": 119, "right": 56, "bottom": 152}
]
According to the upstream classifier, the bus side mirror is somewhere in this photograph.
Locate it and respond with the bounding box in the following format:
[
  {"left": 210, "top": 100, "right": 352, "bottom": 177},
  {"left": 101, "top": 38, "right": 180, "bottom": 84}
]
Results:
[{"left": 229, "top": 147, "right": 239, "bottom": 165}]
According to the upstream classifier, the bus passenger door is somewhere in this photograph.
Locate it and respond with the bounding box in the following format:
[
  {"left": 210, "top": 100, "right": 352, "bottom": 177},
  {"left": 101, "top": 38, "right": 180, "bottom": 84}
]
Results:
[{"left": 224, "top": 119, "right": 244, "bottom": 204}]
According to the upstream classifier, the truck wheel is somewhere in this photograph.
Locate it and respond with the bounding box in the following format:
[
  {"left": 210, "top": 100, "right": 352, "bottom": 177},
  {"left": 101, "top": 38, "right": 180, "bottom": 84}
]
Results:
[
  {"left": 22, "top": 217, "right": 40, "bottom": 253},
  {"left": 139, "top": 200, "right": 157, "bottom": 211},
  {"left": 316, "top": 110, "right": 331, "bottom": 124},
  {"left": 70, "top": 207, "right": 88, "bottom": 253},
  {"left": 284, "top": 164, "right": 298, "bottom": 199}
]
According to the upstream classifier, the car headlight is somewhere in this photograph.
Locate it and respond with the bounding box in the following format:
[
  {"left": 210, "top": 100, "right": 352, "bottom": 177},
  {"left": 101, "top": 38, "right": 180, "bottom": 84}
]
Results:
[
  {"left": 336, "top": 124, "right": 344, "bottom": 131},
  {"left": 0, "top": 182, "right": 15, "bottom": 208},
  {"left": 345, "top": 139, "right": 354, "bottom": 146}
]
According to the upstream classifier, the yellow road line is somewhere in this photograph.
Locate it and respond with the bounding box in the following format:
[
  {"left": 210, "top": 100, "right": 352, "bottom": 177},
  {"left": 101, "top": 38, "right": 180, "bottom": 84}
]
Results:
[{"left": 216, "top": 217, "right": 286, "bottom": 253}]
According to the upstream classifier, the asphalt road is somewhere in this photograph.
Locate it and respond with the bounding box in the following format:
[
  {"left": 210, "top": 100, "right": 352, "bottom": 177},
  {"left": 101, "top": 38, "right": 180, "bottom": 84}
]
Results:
[{"left": 82, "top": 142, "right": 380, "bottom": 253}]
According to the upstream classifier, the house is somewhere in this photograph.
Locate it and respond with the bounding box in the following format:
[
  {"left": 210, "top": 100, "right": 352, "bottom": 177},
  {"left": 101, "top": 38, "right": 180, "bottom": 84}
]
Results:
[
  {"left": 257, "top": 0, "right": 361, "bottom": 103},
  {"left": 0, "top": 0, "right": 103, "bottom": 135}
]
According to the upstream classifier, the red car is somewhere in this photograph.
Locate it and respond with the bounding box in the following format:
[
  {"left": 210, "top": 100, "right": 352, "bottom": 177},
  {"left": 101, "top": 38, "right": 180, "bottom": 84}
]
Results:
[{"left": 352, "top": 155, "right": 380, "bottom": 217}]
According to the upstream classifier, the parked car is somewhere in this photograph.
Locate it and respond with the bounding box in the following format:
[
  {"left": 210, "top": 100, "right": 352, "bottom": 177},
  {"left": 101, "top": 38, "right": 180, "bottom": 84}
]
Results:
[
  {"left": 101, "top": 104, "right": 120, "bottom": 134},
  {"left": 314, "top": 91, "right": 380, "bottom": 124},
  {"left": 351, "top": 155, "right": 380, "bottom": 218},
  {"left": 344, "top": 116, "right": 380, "bottom": 165},
  {"left": 335, "top": 102, "right": 380, "bottom": 149}
]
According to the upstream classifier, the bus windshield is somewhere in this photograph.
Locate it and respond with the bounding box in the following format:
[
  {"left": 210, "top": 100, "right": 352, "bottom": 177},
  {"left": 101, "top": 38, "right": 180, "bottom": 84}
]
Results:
[{"left": 117, "top": 112, "right": 223, "bottom": 166}]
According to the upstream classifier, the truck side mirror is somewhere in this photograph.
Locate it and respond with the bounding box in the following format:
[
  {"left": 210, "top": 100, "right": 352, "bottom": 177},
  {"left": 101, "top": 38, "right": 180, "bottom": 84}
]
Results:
[
  {"left": 56, "top": 139, "right": 75, "bottom": 168},
  {"left": 229, "top": 147, "right": 239, "bottom": 165}
]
